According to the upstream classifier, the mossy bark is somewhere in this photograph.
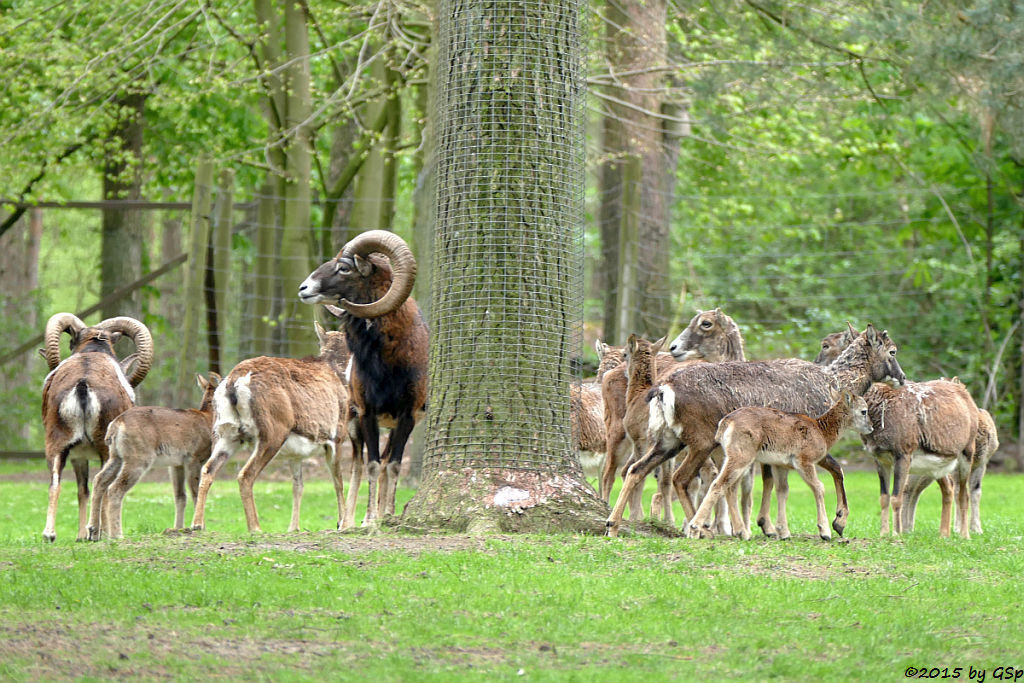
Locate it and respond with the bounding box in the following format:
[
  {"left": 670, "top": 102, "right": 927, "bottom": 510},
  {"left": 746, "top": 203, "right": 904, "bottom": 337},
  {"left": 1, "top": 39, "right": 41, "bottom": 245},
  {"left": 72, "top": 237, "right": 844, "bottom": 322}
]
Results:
[{"left": 401, "top": 0, "right": 605, "bottom": 534}]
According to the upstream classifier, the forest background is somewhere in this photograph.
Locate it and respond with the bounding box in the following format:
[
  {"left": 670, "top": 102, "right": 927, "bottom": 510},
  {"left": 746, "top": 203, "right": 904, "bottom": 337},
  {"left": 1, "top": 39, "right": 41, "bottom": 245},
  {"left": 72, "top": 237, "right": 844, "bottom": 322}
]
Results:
[{"left": 1, "top": 0, "right": 1022, "bottom": 471}]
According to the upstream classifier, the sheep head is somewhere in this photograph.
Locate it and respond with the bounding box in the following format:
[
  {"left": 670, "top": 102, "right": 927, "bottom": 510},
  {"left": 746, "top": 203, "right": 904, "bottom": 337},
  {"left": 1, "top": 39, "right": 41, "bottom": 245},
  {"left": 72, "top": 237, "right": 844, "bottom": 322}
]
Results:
[
  {"left": 299, "top": 230, "right": 417, "bottom": 319},
  {"left": 40, "top": 312, "right": 154, "bottom": 387}
]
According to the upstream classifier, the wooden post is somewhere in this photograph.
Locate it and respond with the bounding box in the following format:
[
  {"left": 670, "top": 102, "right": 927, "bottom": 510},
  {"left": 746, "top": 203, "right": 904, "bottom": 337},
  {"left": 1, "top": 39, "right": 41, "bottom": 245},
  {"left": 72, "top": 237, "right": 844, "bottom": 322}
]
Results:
[
  {"left": 213, "top": 168, "right": 235, "bottom": 372},
  {"left": 615, "top": 154, "right": 641, "bottom": 342},
  {"left": 177, "top": 158, "right": 215, "bottom": 405},
  {"left": 253, "top": 182, "right": 277, "bottom": 356}
]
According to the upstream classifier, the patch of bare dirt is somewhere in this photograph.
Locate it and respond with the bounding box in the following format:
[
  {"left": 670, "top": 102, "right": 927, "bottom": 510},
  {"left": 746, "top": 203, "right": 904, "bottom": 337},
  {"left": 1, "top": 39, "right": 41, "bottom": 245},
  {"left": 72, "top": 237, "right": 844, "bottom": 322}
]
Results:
[
  {"left": 0, "top": 620, "right": 352, "bottom": 680},
  {"left": 122, "top": 530, "right": 512, "bottom": 556}
]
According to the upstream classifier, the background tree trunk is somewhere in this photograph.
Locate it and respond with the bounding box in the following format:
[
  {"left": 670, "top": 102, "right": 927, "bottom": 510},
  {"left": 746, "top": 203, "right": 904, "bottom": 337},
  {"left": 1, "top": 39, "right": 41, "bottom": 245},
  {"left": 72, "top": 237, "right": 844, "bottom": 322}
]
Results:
[
  {"left": 401, "top": 0, "right": 605, "bottom": 534},
  {"left": 0, "top": 210, "right": 42, "bottom": 447},
  {"left": 100, "top": 92, "right": 147, "bottom": 324},
  {"left": 598, "top": 0, "right": 670, "bottom": 342}
]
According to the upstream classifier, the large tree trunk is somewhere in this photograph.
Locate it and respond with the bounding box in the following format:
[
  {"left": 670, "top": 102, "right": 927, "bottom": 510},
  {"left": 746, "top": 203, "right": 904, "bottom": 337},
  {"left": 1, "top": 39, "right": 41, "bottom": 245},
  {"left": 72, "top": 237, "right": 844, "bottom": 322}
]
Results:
[
  {"left": 100, "top": 92, "right": 147, "bottom": 323},
  {"left": 401, "top": 0, "right": 605, "bottom": 534},
  {"left": 598, "top": 0, "right": 671, "bottom": 342},
  {"left": 0, "top": 209, "right": 42, "bottom": 447}
]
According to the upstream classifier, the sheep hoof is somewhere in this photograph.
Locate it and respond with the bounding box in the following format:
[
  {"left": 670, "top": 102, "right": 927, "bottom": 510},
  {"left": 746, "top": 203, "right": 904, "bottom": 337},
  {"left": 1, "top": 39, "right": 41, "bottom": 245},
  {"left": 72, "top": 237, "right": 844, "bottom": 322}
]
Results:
[
  {"left": 831, "top": 516, "right": 846, "bottom": 537},
  {"left": 85, "top": 526, "right": 100, "bottom": 542},
  {"left": 190, "top": 524, "right": 205, "bottom": 532},
  {"left": 42, "top": 532, "right": 56, "bottom": 543}
]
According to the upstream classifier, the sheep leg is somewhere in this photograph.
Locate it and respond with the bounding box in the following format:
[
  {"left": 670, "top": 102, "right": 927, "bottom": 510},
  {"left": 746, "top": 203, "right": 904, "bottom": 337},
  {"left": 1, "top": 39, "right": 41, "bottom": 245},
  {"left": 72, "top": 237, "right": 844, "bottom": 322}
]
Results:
[
  {"left": 86, "top": 456, "right": 121, "bottom": 541},
  {"left": 688, "top": 452, "right": 751, "bottom": 539},
  {"left": 819, "top": 453, "right": 848, "bottom": 536},
  {"left": 288, "top": 458, "right": 304, "bottom": 533},
  {"left": 606, "top": 444, "right": 681, "bottom": 537},
  {"left": 361, "top": 414, "right": 383, "bottom": 526},
  {"left": 343, "top": 448, "right": 366, "bottom": 531},
  {"left": 104, "top": 461, "right": 147, "bottom": 540},
  {"left": 875, "top": 458, "right": 892, "bottom": 536},
  {"left": 42, "top": 447, "right": 67, "bottom": 543},
  {"left": 955, "top": 460, "right": 972, "bottom": 540},
  {"left": 670, "top": 444, "right": 717, "bottom": 523},
  {"left": 380, "top": 416, "right": 415, "bottom": 518},
  {"left": 658, "top": 460, "right": 676, "bottom": 526},
  {"left": 890, "top": 452, "right": 910, "bottom": 535},
  {"left": 341, "top": 430, "right": 365, "bottom": 530},
  {"left": 774, "top": 467, "right": 792, "bottom": 540},
  {"left": 901, "top": 474, "right": 932, "bottom": 533},
  {"left": 795, "top": 459, "right": 831, "bottom": 541},
  {"left": 937, "top": 474, "right": 954, "bottom": 538},
  {"left": 191, "top": 437, "right": 235, "bottom": 531},
  {"left": 72, "top": 458, "right": 91, "bottom": 541},
  {"left": 237, "top": 435, "right": 287, "bottom": 534},
  {"left": 756, "top": 465, "right": 778, "bottom": 538},
  {"left": 620, "top": 449, "right": 645, "bottom": 521},
  {"left": 739, "top": 465, "right": 756, "bottom": 536},
  {"left": 599, "top": 424, "right": 626, "bottom": 504},
  {"left": 969, "top": 459, "right": 986, "bottom": 535},
  {"left": 170, "top": 465, "right": 187, "bottom": 530},
  {"left": 325, "top": 440, "right": 346, "bottom": 530}
]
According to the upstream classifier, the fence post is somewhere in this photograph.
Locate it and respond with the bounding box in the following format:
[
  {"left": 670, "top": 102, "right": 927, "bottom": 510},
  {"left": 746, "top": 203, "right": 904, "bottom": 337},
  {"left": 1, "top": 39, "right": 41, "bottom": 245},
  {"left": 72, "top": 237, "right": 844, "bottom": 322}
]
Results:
[
  {"left": 177, "top": 158, "right": 215, "bottom": 405},
  {"left": 252, "top": 183, "right": 277, "bottom": 356},
  {"left": 212, "top": 168, "right": 235, "bottom": 374},
  {"left": 615, "top": 154, "right": 641, "bottom": 341}
]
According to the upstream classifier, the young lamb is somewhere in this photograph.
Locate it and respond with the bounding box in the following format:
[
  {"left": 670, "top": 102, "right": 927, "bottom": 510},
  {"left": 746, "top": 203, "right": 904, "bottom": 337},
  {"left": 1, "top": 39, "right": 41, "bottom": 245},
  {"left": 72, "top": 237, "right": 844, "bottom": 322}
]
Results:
[
  {"left": 86, "top": 372, "right": 221, "bottom": 540},
  {"left": 862, "top": 378, "right": 979, "bottom": 538},
  {"left": 901, "top": 406, "right": 997, "bottom": 535},
  {"left": 191, "top": 323, "right": 349, "bottom": 533},
  {"left": 688, "top": 390, "right": 872, "bottom": 541}
]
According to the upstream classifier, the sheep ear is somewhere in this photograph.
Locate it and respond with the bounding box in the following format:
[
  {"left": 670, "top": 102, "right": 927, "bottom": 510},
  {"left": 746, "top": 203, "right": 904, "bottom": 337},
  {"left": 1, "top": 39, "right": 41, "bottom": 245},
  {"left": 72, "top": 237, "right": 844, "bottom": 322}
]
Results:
[
  {"left": 652, "top": 336, "right": 667, "bottom": 354},
  {"left": 195, "top": 373, "right": 207, "bottom": 391},
  {"left": 626, "top": 333, "right": 638, "bottom": 353},
  {"left": 353, "top": 254, "right": 374, "bottom": 277},
  {"left": 315, "top": 321, "right": 328, "bottom": 346},
  {"left": 865, "top": 323, "right": 879, "bottom": 345},
  {"left": 594, "top": 339, "right": 608, "bottom": 357},
  {"left": 208, "top": 371, "right": 222, "bottom": 386}
]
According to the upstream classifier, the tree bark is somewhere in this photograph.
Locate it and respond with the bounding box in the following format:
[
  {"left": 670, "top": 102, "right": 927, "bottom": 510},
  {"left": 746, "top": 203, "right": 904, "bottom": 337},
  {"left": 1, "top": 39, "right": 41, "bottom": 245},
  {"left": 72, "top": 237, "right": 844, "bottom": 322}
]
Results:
[
  {"left": 100, "top": 92, "right": 147, "bottom": 323},
  {"left": 0, "top": 210, "right": 42, "bottom": 446},
  {"left": 401, "top": 0, "right": 606, "bottom": 534},
  {"left": 598, "top": 0, "right": 670, "bottom": 342}
]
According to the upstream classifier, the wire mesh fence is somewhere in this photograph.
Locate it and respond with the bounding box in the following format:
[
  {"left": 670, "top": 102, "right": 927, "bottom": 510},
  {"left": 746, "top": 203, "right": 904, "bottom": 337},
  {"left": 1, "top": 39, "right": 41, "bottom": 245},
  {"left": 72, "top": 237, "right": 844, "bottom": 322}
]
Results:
[{"left": 422, "top": 0, "right": 588, "bottom": 475}]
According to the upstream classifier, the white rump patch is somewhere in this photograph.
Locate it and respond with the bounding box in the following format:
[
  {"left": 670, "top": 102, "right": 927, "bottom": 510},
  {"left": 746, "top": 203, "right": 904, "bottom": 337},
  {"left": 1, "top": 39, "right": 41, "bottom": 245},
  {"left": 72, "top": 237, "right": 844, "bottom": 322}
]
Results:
[
  {"left": 648, "top": 386, "right": 677, "bottom": 438},
  {"left": 494, "top": 486, "right": 530, "bottom": 507},
  {"left": 58, "top": 387, "right": 101, "bottom": 443}
]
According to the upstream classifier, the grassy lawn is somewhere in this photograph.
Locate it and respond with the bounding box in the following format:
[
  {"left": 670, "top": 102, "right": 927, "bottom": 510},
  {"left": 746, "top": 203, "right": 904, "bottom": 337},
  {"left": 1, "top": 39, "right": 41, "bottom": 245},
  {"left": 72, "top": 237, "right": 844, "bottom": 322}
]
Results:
[{"left": 0, "top": 458, "right": 1021, "bottom": 680}]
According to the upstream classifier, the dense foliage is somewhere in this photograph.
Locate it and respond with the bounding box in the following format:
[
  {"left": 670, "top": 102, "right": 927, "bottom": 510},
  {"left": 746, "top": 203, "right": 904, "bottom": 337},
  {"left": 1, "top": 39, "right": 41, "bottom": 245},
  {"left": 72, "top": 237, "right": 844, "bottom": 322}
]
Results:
[{"left": 0, "top": 1, "right": 1021, "bottom": 455}]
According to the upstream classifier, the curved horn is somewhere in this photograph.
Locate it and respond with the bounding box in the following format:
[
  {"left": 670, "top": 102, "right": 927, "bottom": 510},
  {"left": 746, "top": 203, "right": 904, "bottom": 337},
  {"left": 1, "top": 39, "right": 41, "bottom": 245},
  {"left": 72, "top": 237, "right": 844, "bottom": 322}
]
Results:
[
  {"left": 337, "top": 230, "right": 417, "bottom": 319},
  {"left": 97, "top": 316, "right": 154, "bottom": 387},
  {"left": 42, "top": 313, "right": 86, "bottom": 370}
]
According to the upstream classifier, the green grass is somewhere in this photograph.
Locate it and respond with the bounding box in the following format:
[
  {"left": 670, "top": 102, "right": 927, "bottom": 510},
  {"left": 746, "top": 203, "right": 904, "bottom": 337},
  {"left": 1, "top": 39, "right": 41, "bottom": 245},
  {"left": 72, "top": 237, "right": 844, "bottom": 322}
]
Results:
[{"left": 1, "top": 460, "right": 1022, "bottom": 680}]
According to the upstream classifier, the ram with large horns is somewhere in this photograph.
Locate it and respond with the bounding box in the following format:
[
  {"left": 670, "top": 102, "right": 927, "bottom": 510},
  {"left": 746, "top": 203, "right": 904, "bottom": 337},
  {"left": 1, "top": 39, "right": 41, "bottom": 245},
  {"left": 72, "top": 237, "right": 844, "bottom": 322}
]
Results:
[
  {"left": 38, "top": 312, "right": 153, "bottom": 542},
  {"left": 299, "top": 230, "right": 428, "bottom": 527}
]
